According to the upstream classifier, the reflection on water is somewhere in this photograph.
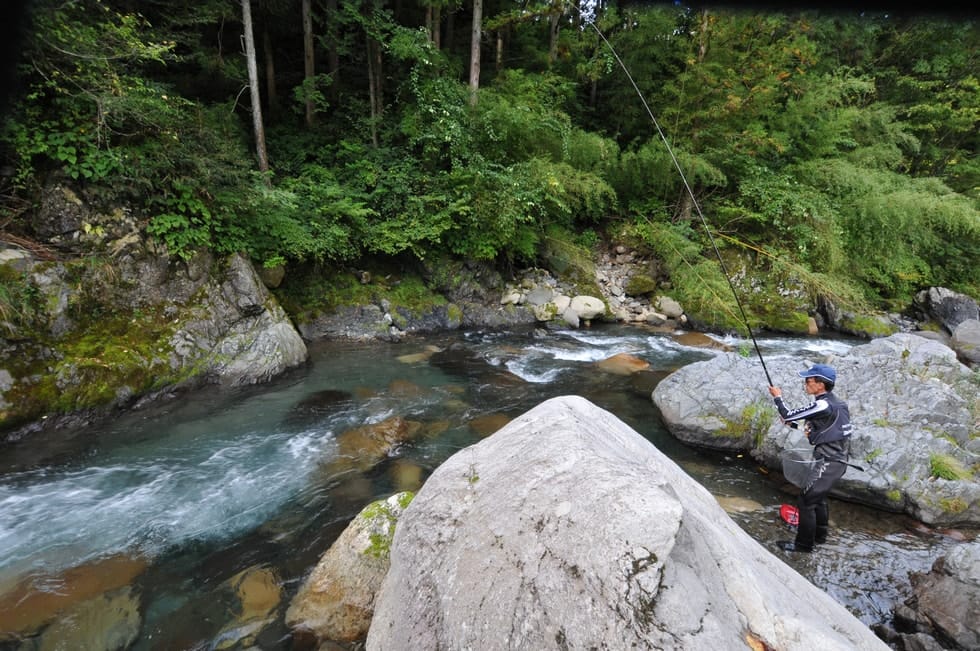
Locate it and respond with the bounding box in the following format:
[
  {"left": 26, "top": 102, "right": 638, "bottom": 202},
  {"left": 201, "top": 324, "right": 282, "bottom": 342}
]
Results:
[{"left": 0, "top": 324, "right": 965, "bottom": 647}]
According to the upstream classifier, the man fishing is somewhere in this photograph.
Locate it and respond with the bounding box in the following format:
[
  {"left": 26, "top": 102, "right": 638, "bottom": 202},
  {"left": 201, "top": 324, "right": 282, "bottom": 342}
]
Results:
[{"left": 768, "top": 364, "right": 853, "bottom": 553}]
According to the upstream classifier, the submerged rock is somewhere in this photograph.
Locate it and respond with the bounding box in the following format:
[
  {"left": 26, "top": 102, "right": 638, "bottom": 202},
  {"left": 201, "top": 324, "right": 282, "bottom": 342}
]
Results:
[
  {"left": 893, "top": 540, "right": 980, "bottom": 651},
  {"left": 287, "top": 492, "right": 413, "bottom": 644}
]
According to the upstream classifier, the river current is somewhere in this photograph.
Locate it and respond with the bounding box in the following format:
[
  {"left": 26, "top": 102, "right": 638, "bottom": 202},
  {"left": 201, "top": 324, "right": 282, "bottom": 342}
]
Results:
[{"left": 0, "top": 324, "right": 963, "bottom": 648}]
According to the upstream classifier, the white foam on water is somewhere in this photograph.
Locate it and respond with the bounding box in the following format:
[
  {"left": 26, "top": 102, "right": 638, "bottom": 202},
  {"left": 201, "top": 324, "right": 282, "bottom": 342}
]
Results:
[
  {"left": 503, "top": 357, "right": 565, "bottom": 383},
  {"left": 0, "top": 427, "right": 329, "bottom": 585}
]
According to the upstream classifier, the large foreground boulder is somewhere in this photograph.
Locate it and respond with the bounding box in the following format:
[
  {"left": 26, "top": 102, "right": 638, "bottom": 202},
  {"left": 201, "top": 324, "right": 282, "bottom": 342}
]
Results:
[
  {"left": 367, "top": 396, "right": 887, "bottom": 650},
  {"left": 652, "top": 333, "right": 979, "bottom": 526}
]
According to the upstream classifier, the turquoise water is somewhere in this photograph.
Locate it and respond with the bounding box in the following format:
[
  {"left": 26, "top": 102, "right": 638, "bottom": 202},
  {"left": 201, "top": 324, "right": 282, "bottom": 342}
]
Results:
[{"left": 0, "top": 324, "right": 954, "bottom": 647}]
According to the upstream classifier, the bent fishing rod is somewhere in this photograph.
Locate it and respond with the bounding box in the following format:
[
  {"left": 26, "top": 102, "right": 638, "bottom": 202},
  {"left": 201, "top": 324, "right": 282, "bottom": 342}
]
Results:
[{"left": 582, "top": 14, "right": 775, "bottom": 388}]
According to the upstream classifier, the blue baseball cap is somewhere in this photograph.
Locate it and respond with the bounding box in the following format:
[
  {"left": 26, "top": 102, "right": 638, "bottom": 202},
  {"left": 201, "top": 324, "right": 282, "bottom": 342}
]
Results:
[{"left": 798, "top": 364, "right": 836, "bottom": 384}]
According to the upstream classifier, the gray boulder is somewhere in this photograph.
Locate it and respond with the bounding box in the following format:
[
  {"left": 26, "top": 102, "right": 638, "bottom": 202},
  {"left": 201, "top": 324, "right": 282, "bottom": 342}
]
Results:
[
  {"left": 894, "top": 541, "right": 980, "bottom": 651},
  {"left": 366, "top": 396, "right": 887, "bottom": 651},
  {"left": 914, "top": 287, "right": 980, "bottom": 334},
  {"left": 169, "top": 253, "right": 309, "bottom": 386},
  {"left": 0, "top": 248, "right": 308, "bottom": 436},
  {"left": 951, "top": 319, "right": 980, "bottom": 365},
  {"left": 652, "top": 333, "right": 979, "bottom": 526}
]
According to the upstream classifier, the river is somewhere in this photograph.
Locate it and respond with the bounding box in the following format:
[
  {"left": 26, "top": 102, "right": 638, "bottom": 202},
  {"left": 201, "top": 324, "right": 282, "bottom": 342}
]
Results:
[{"left": 0, "top": 324, "right": 964, "bottom": 649}]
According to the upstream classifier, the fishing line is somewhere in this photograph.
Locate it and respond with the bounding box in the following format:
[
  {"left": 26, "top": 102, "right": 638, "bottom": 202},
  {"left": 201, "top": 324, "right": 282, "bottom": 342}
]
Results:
[{"left": 582, "top": 14, "right": 774, "bottom": 387}]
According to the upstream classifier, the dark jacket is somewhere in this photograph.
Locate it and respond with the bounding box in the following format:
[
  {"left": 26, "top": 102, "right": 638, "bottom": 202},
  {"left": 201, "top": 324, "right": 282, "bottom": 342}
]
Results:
[{"left": 773, "top": 391, "right": 852, "bottom": 461}]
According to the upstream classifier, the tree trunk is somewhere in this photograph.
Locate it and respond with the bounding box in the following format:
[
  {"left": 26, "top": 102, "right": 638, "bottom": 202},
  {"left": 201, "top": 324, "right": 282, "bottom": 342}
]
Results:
[
  {"left": 262, "top": 27, "right": 278, "bottom": 116},
  {"left": 548, "top": 11, "right": 559, "bottom": 65},
  {"left": 677, "top": 189, "right": 694, "bottom": 222},
  {"left": 446, "top": 8, "right": 455, "bottom": 55},
  {"left": 433, "top": 5, "right": 441, "bottom": 49},
  {"left": 367, "top": 35, "right": 382, "bottom": 147},
  {"left": 698, "top": 10, "right": 710, "bottom": 63},
  {"left": 241, "top": 0, "right": 270, "bottom": 182},
  {"left": 302, "top": 0, "right": 315, "bottom": 126},
  {"left": 496, "top": 29, "right": 503, "bottom": 72},
  {"left": 326, "top": 0, "right": 340, "bottom": 103},
  {"left": 468, "top": 0, "right": 482, "bottom": 106}
]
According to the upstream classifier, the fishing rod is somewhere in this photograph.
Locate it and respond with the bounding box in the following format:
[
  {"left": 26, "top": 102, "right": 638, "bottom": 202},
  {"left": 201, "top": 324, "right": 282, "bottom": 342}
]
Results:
[{"left": 581, "top": 13, "right": 775, "bottom": 388}]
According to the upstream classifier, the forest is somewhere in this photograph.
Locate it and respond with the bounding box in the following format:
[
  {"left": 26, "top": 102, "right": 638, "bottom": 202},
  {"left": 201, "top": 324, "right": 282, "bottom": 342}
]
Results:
[{"left": 0, "top": 0, "right": 977, "bottom": 330}]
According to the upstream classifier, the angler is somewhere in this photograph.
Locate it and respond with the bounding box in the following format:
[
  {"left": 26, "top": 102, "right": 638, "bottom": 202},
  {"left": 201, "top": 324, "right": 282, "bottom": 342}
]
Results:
[{"left": 769, "top": 364, "right": 853, "bottom": 553}]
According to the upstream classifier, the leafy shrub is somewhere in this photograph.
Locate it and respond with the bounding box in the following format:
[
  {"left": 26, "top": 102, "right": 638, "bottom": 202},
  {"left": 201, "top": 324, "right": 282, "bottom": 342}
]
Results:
[
  {"left": 243, "top": 166, "right": 374, "bottom": 265},
  {"left": 444, "top": 158, "right": 616, "bottom": 263},
  {"left": 721, "top": 165, "right": 843, "bottom": 270},
  {"left": 2, "top": 1, "right": 178, "bottom": 191}
]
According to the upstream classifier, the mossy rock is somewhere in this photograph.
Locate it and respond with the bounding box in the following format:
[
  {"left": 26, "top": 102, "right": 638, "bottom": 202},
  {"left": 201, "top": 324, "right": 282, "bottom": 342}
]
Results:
[
  {"left": 540, "top": 234, "right": 597, "bottom": 290},
  {"left": 625, "top": 274, "right": 658, "bottom": 297},
  {"left": 839, "top": 313, "right": 898, "bottom": 338},
  {"left": 752, "top": 306, "right": 813, "bottom": 335}
]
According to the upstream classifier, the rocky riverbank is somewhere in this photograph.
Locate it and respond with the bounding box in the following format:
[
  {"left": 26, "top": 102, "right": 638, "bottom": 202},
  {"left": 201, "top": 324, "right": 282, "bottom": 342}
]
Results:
[{"left": 3, "top": 205, "right": 979, "bottom": 443}]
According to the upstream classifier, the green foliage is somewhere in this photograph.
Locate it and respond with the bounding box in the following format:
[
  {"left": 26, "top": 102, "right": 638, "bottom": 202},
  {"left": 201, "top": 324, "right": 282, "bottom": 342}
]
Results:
[
  {"left": 246, "top": 166, "right": 374, "bottom": 265},
  {"left": 0, "top": 268, "right": 44, "bottom": 336},
  {"left": 443, "top": 158, "right": 616, "bottom": 263},
  {"left": 795, "top": 159, "right": 980, "bottom": 298},
  {"left": 442, "top": 165, "right": 537, "bottom": 262},
  {"left": 720, "top": 165, "right": 843, "bottom": 269},
  {"left": 361, "top": 161, "right": 461, "bottom": 260},
  {"left": 657, "top": 12, "right": 824, "bottom": 166},
  {"left": 871, "top": 18, "right": 980, "bottom": 194},
  {"left": 392, "top": 26, "right": 472, "bottom": 170},
  {"left": 472, "top": 70, "right": 577, "bottom": 164},
  {"left": 2, "top": 0, "right": 179, "bottom": 189},
  {"left": 564, "top": 130, "right": 620, "bottom": 175},
  {"left": 767, "top": 70, "right": 880, "bottom": 164},
  {"left": 1, "top": 3, "right": 976, "bottom": 327},
  {"left": 291, "top": 73, "right": 334, "bottom": 119},
  {"left": 624, "top": 219, "right": 743, "bottom": 331},
  {"left": 606, "top": 140, "right": 726, "bottom": 215},
  {"left": 928, "top": 453, "right": 972, "bottom": 481},
  {"left": 146, "top": 179, "right": 216, "bottom": 259},
  {"left": 589, "top": 5, "right": 691, "bottom": 141}
]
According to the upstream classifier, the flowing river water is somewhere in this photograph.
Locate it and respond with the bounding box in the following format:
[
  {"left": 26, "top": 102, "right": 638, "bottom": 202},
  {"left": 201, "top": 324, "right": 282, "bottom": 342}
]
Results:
[{"left": 0, "top": 324, "right": 969, "bottom": 649}]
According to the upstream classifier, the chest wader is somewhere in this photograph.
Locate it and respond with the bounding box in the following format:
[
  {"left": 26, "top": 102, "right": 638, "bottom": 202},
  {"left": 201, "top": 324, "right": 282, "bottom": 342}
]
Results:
[{"left": 795, "top": 458, "right": 847, "bottom": 550}]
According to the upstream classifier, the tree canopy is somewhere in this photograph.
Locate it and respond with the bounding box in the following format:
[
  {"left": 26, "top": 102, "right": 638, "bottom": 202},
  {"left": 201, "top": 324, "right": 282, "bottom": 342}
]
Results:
[{"left": 1, "top": 1, "right": 977, "bottom": 326}]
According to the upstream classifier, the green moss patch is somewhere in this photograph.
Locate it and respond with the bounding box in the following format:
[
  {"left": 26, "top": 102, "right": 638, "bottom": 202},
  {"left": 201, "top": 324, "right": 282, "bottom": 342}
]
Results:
[
  {"left": 840, "top": 314, "right": 898, "bottom": 338},
  {"left": 361, "top": 492, "right": 415, "bottom": 560},
  {"left": 716, "top": 400, "right": 774, "bottom": 447},
  {"left": 0, "top": 303, "right": 191, "bottom": 430}
]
